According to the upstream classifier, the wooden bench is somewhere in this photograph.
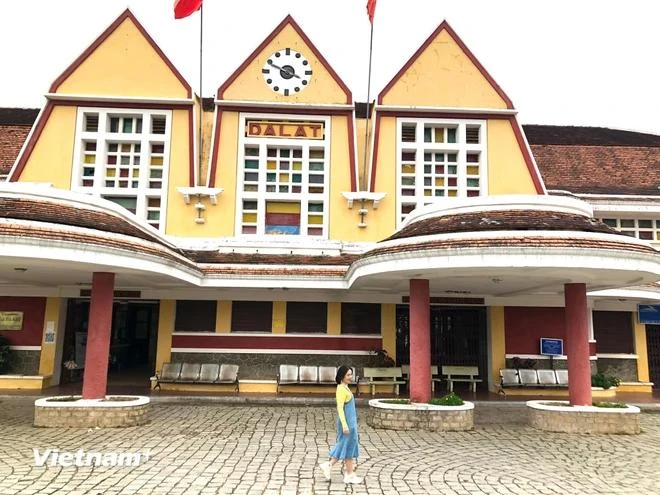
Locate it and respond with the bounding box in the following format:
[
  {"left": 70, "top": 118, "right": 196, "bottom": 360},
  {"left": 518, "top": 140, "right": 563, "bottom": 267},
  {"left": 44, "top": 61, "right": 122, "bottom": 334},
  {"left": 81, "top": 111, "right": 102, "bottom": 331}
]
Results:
[
  {"left": 362, "top": 367, "right": 406, "bottom": 396},
  {"left": 401, "top": 365, "right": 441, "bottom": 392},
  {"left": 276, "top": 365, "right": 359, "bottom": 394},
  {"left": 154, "top": 363, "right": 239, "bottom": 392},
  {"left": 441, "top": 365, "right": 482, "bottom": 393}
]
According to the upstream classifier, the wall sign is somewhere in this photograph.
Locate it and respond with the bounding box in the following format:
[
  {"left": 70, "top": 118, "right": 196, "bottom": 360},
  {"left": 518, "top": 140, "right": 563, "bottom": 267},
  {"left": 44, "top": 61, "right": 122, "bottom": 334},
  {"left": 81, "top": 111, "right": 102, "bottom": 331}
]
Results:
[
  {"left": 638, "top": 304, "right": 660, "bottom": 325},
  {"left": 0, "top": 311, "right": 23, "bottom": 331},
  {"left": 540, "top": 337, "right": 564, "bottom": 356},
  {"left": 245, "top": 120, "right": 324, "bottom": 140}
]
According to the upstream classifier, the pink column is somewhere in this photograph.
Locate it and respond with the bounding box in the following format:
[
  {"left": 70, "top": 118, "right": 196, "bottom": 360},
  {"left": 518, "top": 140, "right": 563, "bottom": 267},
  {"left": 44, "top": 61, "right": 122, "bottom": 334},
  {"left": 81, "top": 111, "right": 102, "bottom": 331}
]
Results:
[
  {"left": 564, "top": 283, "right": 592, "bottom": 406},
  {"left": 409, "top": 279, "right": 431, "bottom": 403},
  {"left": 82, "top": 272, "right": 115, "bottom": 400}
]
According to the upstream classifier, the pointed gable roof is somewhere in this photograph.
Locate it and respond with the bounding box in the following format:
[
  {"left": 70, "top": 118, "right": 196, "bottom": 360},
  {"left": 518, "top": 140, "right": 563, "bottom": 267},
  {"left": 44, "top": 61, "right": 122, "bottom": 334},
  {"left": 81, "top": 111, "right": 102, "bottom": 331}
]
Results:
[
  {"left": 49, "top": 9, "right": 192, "bottom": 98},
  {"left": 378, "top": 21, "right": 513, "bottom": 109},
  {"left": 217, "top": 15, "right": 352, "bottom": 104}
]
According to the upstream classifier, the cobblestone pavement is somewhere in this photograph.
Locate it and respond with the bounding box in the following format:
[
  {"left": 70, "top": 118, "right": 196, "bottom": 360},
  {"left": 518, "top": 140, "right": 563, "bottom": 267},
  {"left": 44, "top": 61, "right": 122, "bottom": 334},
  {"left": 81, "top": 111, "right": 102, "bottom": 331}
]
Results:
[{"left": 0, "top": 397, "right": 659, "bottom": 494}]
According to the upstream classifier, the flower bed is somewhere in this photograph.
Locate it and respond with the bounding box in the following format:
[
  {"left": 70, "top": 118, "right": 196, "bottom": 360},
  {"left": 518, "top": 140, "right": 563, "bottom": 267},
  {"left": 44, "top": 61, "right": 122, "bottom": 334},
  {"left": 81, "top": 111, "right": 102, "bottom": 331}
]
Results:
[
  {"left": 527, "top": 400, "right": 640, "bottom": 434},
  {"left": 367, "top": 398, "right": 474, "bottom": 432},
  {"left": 34, "top": 395, "right": 150, "bottom": 428}
]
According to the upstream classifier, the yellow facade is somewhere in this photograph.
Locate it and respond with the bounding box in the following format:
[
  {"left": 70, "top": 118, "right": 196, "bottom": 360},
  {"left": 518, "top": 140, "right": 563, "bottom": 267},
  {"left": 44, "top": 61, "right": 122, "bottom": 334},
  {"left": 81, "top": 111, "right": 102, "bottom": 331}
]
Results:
[
  {"left": 380, "top": 28, "right": 509, "bottom": 109},
  {"left": 55, "top": 17, "right": 189, "bottom": 99},
  {"left": 220, "top": 22, "right": 349, "bottom": 104},
  {"left": 18, "top": 106, "right": 76, "bottom": 186},
  {"left": 486, "top": 120, "right": 538, "bottom": 194}
]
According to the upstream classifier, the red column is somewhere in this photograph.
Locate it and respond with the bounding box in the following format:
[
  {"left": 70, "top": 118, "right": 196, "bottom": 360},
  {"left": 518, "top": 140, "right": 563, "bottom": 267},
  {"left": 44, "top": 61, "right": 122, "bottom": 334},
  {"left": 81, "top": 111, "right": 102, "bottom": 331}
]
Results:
[
  {"left": 409, "top": 279, "right": 431, "bottom": 403},
  {"left": 564, "top": 283, "right": 592, "bottom": 406},
  {"left": 82, "top": 272, "right": 115, "bottom": 400}
]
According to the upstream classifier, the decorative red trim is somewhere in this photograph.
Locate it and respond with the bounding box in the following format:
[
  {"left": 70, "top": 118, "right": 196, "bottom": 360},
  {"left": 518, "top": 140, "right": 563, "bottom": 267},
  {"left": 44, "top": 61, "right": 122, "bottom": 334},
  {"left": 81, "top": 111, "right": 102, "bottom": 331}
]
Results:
[
  {"left": 171, "top": 334, "right": 380, "bottom": 351},
  {"left": 369, "top": 112, "right": 382, "bottom": 192},
  {"left": 217, "top": 15, "right": 352, "bottom": 104},
  {"left": 377, "top": 110, "right": 510, "bottom": 120},
  {"left": 377, "top": 21, "right": 514, "bottom": 109},
  {"left": 9, "top": 102, "right": 54, "bottom": 182},
  {"left": 216, "top": 105, "right": 351, "bottom": 116},
  {"left": 187, "top": 107, "right": 195, "bottom": 186},
  {"left": 508, "top": 116, "right": 545, "bottom": 194},
  {"left": 347, "top": 114, "right": 357, "bottom": 191},
  {"left": 208, "top": 108, "right": 223, "bottom": 188},
  {"left": 49, "top": 9, "right": 192, "bottom": 98},
  {"left": 45, "top": 99, "right": 191, "bottom": 110}
]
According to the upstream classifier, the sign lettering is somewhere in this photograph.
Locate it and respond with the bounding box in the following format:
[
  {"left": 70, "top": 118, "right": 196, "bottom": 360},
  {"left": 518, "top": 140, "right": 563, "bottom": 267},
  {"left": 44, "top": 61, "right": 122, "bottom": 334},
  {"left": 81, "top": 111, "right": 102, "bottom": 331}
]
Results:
[
  {"left": 0, "top": 311, "right": 24, "bottom": 331},
  {"left": 246, "top": 121, "right": 324, "bottom": 140}
]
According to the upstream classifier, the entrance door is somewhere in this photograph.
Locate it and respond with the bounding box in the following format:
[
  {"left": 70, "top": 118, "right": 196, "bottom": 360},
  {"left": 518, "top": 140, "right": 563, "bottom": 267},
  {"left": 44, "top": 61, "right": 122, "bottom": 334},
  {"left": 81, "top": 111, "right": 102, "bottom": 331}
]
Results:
[
  {"left": 62, "top": 299, "right": 159, "bottom": 384},
  {"left": 396, "top": 305, "right": 488, "bottom": 389},
  {"left": 647, "top": 325, "right": 660, "bottom": 388}
]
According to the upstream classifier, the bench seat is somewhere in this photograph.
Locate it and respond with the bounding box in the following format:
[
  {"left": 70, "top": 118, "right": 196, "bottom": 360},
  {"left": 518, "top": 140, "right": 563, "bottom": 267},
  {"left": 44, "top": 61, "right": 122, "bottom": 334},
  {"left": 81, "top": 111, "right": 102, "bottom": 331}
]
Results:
[
  {"left": 442, "top": 365, "right": 482, "bottom": 393},
  {"left": 362, "top": 367, "right": 406, "bottom": 396},
  {"left": 276, "top": 365, "right": 358, "bottom": 394},
  {"left": 154, "top": 363, "right": 239, "bottom": 392}
]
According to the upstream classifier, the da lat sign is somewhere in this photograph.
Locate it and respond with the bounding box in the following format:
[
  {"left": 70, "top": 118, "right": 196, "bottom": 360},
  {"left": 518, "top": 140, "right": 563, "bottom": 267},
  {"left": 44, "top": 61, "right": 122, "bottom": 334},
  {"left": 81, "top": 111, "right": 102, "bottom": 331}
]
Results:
[
  {"left": 0, "top": 311, "right": 24, "bottom": 330},
  {"left": 246, "top": 120, "right": 324, "bottom": 140},
  {"left": 639, "top": 305, "right": 660, "bottom": 324},
  {"left": 540, "top": 338, "right": 564, "bottom": 356}
]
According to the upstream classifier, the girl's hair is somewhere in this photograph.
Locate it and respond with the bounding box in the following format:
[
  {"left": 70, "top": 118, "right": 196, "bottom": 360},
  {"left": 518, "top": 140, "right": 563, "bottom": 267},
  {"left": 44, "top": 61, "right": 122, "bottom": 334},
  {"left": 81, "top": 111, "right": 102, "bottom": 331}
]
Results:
[{"left": 335, "top": 365, "right": 352, "bottom": 384}]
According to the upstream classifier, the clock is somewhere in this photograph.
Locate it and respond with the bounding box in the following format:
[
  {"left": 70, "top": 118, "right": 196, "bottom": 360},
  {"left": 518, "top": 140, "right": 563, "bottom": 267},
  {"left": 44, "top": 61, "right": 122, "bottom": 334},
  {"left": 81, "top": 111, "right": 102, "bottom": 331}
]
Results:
[{"left": 262, "top": 48, "right": 312, "bottom": 96}]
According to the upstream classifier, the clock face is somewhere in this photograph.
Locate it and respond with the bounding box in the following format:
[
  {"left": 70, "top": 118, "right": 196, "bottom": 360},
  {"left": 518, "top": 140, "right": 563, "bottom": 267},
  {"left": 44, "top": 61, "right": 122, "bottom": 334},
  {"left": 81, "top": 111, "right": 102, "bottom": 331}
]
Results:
[{"left": 262, "top": 48, "right": 312, "bottom": 96}]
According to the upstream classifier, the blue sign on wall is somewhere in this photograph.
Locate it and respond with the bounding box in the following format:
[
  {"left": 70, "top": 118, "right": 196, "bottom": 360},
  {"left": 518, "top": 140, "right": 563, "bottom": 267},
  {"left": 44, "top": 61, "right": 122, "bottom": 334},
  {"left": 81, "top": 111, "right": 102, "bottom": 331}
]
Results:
[
  {"left": 540, "top": 338, "right": 564, "bottom": 356},
  {"left": 639, "top": 305, "right": 660, "bottom": 324}
]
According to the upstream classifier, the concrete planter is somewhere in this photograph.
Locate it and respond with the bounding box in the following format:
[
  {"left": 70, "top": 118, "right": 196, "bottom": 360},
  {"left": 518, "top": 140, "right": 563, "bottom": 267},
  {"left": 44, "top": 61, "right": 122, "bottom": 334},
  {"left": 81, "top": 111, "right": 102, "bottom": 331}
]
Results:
[
  {"left": 527, "top": 400, "right": 640, "bottom": 434},
  {"left": 367, "top": 399, "right": 474, "bottom": 432},
  {"left": 34, "top": 395, "right": 150, "bottom": 428}
]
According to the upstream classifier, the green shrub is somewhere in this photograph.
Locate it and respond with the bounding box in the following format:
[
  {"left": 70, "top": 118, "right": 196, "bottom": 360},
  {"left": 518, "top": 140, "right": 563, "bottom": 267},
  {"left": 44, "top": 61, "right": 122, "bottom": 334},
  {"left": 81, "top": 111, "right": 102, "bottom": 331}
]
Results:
[
  {"left": 591, "top": 373, "right": 621, "bottom": 389},
  {"left": 381, "top": 399, "right": 410, "bottom": 405},
  {"left": 593, "top": 401, "right": 628, "bottom": 408},
  {"left": 429, "top": 392, "right": 464, "bottom": 406}
]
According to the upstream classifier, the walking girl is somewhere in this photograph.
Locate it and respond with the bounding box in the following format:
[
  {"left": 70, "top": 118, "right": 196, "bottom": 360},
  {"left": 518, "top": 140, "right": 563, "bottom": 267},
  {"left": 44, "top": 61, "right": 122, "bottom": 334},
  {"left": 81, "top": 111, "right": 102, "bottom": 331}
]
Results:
[{"left": 319, "top": 365, "right": 362, "bottom": 484}]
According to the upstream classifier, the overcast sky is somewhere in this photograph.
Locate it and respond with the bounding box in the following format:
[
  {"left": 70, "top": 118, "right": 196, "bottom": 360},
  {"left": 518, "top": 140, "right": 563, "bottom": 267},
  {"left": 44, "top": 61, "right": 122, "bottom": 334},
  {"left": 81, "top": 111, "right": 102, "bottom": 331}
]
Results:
[{"left": 2, "top": 0, "right": 659, "bottom": 134}]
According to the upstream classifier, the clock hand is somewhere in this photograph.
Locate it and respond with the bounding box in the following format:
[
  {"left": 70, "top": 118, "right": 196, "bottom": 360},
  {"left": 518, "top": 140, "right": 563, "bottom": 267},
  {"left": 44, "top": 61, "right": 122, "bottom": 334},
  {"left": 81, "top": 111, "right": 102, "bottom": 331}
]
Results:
[{"left": 268, "top": 61, "right": 301, "bottom": 79}]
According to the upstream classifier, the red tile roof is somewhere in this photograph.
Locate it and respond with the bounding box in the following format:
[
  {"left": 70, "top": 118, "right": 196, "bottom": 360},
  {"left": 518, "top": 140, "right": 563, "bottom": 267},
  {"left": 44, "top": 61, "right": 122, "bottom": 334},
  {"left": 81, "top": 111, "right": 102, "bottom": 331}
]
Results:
[
  {"left": 531, "top": 144, "right": 660, "bottom": 195},
  {"left": 0, "top": 125, "right": 30, "bottom": 176},
  {"left": 385, "top": 210, "right": 619, "bottom": 242}
]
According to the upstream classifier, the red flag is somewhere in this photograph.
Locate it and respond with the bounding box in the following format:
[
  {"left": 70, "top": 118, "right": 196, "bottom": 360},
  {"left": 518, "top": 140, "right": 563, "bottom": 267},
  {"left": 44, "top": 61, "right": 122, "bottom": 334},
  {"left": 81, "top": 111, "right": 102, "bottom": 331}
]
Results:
[
  {"left": 366, "top": 0, "right": 377, "bottom": 23},
  {"left": 174, "top": 0, "right": 202, "bottom": 19}
]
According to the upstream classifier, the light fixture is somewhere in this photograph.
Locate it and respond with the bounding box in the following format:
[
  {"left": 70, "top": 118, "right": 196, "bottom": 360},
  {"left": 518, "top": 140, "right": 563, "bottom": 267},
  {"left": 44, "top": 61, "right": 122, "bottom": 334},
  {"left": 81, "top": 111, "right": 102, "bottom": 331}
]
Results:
[{"left": 13, "top": 267, "right": 28, "bottom": 272}]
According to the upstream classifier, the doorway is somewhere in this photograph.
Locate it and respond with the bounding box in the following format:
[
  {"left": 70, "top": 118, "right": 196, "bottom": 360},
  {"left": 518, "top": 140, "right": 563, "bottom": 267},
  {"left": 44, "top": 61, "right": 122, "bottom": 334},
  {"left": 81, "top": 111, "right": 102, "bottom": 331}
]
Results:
[
  {"left": 61, "top": 299, "right": 159, "bottom": 385},
  {"left": 647, "top": 324, "right": 660, "bottom": 388},
  {"left": 395, "top": 305, "right": 488, "bottom": 390}
]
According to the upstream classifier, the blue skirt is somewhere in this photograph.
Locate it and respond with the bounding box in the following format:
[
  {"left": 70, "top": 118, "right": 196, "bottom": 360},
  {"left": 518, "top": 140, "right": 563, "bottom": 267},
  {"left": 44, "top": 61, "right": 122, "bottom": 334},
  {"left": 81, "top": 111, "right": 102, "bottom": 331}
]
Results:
[{"left": 329, "top": 397, "right": 359, "bottom": 460}]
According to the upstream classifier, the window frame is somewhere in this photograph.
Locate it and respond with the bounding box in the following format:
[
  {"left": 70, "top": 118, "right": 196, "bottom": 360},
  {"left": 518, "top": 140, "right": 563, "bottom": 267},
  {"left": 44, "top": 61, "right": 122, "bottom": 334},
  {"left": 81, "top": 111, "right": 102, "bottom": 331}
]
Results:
[
  {"left": 235, "top": 113, "right": 331, "bottom": 238},
  {"left": 396, "top": 117, "right": 488, "bottom": 225},
  {"left": 599, "top": 216, "right": 660, "bottom": 242},
  {"left": 71, "top": 107, "right": 172, "bottom": 232}
]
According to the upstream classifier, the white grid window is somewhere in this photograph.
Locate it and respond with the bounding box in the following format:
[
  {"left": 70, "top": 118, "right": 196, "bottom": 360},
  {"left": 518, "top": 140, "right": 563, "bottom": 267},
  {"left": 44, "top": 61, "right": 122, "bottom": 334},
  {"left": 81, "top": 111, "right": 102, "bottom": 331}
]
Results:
[
  {"left": 236, "top": 115, "right": 330, "bottom": 237},
  {"left": 397, "top": 118, "right": 487, "bottom": 224},
  {"left": 600, "top": 217, "right": 660, "bottom": 242},
  {"left": 72, "top": 108, "right": 171, "bottom": 231}
]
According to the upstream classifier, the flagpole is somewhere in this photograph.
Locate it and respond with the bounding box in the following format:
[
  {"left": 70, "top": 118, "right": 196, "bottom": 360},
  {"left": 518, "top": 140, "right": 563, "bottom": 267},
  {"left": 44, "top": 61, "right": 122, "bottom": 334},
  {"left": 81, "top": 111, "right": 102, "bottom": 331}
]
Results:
[
  {"left": 363, "top": 21, "right": 374, "bottom": 193},
  {"left": 198, "top": 3, "right": 204, "bottom": 180}
]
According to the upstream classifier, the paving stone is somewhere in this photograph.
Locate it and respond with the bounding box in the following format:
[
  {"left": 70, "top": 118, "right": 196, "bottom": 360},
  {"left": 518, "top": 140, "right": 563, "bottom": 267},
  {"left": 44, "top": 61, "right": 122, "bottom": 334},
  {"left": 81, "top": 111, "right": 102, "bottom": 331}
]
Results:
[{"left": 0, "top": 397, "right": 659, "bottom": 493}]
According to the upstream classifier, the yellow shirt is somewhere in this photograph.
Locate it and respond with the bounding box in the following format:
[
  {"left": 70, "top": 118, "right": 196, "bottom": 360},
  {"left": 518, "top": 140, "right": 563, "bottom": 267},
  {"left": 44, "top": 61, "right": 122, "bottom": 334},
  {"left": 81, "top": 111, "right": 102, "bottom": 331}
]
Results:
[{"left": 335, "top": 384, "right": 352, "bottom": 429}]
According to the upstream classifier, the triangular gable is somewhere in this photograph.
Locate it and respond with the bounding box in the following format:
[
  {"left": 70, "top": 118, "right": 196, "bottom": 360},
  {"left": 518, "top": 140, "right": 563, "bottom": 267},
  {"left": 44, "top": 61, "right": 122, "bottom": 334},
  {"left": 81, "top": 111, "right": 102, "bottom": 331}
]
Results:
[
  {"left": 378, "top": 21, "right": 513, "bottom": 109},
  {"left": 50, "top": 9, "right": 192, "bottom": 99},
  {"left": 218, "top": 15, "right": 352, "bottom": 104}
]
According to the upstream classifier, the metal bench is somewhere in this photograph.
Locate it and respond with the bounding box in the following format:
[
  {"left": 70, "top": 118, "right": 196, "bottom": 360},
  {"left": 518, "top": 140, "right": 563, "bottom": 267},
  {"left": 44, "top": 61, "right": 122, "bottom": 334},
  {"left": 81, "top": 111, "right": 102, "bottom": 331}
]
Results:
[
  {"left": 276, "top": 365, "right": 358, "bottom": 394},
  {"left": 498, "top": 368, "right": 569, "bottom": 396},
  {"left": 441, "top": 365, "right": 482, "bottom": 393},
  {"left": 154, "top": 362, "right": 239, "bottom": 392}
]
